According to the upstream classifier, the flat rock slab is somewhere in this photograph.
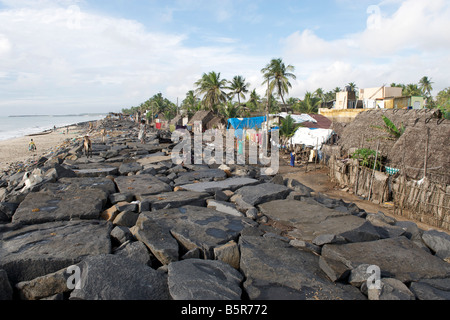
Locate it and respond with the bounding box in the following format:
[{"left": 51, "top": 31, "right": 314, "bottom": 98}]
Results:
[
  {"left": 238, "top": 235, "right": 365, "bottom": 300},
  {"left": 321, "top": 236, "right": 450, "bottom": 283},
  {"left": 258, "top": 199, "right": 380, "bottom": 243},
  {"left": 0, "top": 220, "right": 112, "bottom": 283},
  {"left": 12, "top": 187, "right": 108, "bottom": 225},
  {"left": 173, "top": 169, "right": 227, "bottom": 186},
  {"left": 44, "top": 177, "right": 117, "bottom": 195},
  {"left": 168, "top": 259, "right": 243, "bottom": 300},
  {"left": 234, "top": 183, "right": 291, "bottom": 206},
  {"left": 73, "top": 167, "right": 119, "bottom": 177},
  {"left": 114, "top": 174, "right": 171, "bottom": 197},
  {"left": 137, "top": 155, "right": 172, "bottom": 166},
  {"left": 180, "top": 177, "right": 260, "bottom": 194},
  {"left": 139, "top": 191, "right": 210, "bottom": 211},
  {"left": 70, "top": 254, "right": 169, "bottom": 300},
  {"left": 134, "top": 206, "right": 256, "bottom": 264}
]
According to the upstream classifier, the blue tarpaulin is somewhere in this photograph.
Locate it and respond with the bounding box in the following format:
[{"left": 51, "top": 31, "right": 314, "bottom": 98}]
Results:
[{"left": 227, "top": 116, "right": 267, "bottom": 130}]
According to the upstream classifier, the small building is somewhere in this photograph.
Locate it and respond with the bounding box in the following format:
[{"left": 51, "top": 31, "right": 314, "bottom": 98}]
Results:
[
  {"left": 335, "top": 89, "right": 357, "bottom": 109},
  {"left": 188, "top": 110, "right": 215, "bottom": 131}
]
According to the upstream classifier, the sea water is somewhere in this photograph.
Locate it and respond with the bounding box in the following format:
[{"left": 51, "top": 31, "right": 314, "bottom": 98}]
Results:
[{"left": 0, "top": 114, "right": 107, "bottom": 141}]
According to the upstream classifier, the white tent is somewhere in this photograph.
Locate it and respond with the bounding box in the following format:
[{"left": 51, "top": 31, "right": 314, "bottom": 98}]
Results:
[{"left": 289, "top": 128, "right": 333, "bottom": 150}]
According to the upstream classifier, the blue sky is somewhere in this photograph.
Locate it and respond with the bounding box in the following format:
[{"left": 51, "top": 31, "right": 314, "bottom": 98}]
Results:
[{"left": 0, "top": 0, "right": 449, "bottom": 115}]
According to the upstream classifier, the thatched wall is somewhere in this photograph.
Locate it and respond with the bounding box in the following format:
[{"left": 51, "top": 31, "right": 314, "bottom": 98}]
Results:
[{"left": 332, "top": 108, "right": 449, "bottom": 185}]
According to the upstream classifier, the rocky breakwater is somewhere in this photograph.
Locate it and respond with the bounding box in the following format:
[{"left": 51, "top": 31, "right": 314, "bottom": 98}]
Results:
[{"left": 1, "top": 118, "right": 450, "bottom": 300}]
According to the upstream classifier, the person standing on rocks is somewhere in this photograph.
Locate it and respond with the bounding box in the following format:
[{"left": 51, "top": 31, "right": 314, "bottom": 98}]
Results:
[
  {"left": 290, "top": 151, "right": 295, "bottom": 167},
  {"left": 138, "top": 119, "right": 147, "bottom": 144}
]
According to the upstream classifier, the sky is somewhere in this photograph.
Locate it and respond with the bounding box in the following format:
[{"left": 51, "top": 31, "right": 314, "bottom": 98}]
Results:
[{"left": 0, "top": 0, "right": 449, "bottom": 116}]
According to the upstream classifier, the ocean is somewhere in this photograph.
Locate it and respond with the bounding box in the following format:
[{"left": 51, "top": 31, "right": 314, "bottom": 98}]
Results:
[{"left": 0, "top": 114, "right": 107, "bottom": 141}]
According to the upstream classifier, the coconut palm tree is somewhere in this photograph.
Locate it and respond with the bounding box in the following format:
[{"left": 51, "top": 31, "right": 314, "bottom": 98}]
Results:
[
  {"left": 280, "top": 115, "right": 301, "bottom": 146},
  {"left": 228, "top": 75, "right": 250, "bottom": 108},
  {"left": 247, "top": 89, "right": 261, "bottom": 112},
  {"left": 403, "top": 84, "right": 422, "bottom": 97},
  {"left": 221, "top": 101, "right": 242, "bottom": 119},
  {"left": 261, "top": 58, "right": 296, "bottom": 107},
  {"left": 298, "top": 92, "right": 322, "bottom": 114},
  {"left": 419, "top": 76, "right": 433, "bottom": 97},
  {"left": 194, "top": 71, "right": 228, "bottom": 113},
  {"left": 314, "top": 88, "right": 326, "bottom": 108}
]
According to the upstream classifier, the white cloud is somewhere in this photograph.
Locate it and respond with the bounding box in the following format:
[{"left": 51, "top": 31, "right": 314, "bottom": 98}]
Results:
[
  {"left": 281, "top": 0, "right": 450, "bottom": 96},
  {"left": 0, "top": 1, "right": 266, "bottom": 114}
]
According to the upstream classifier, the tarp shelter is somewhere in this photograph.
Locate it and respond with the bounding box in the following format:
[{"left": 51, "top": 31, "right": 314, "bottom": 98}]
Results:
[
  {"left": 290, "top": 128, "right": 333, "bottom": 150},
  {"left": 227, "top": 116, "right": 267, "bottom": 130},
  {"left": 275, "top": 113, "right": 317, "bottom": 124}
]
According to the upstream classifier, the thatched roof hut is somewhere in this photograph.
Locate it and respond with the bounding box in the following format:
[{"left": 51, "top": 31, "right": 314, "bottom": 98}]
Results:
[
  {"left": 188, "top": 110, "right": 215, "bottom": 127},
  {"left": 334, "top": 108, "right": 449, "bottom": 184},
  {"left": 206, "top": 116, "right": 226, "bottom": 130}
]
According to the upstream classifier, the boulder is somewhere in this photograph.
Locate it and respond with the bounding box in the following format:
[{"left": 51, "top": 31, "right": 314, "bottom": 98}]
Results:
[
  {"left": 114, "top": 174, "right": 171, "bottom": 198},
  {"left": 321, "top": 237, "right": 450, "bottom": 283},
  {"left": 113, "top": 241, "right": 153, "bottom": 267},
  {"left": 206, "top": 199, "right": 244, "bottom": 217},
  {"left": 0, "top": 220, "right": 112, "bottom": 283},
  {"left": 15, "top": 267, "right": 71, "bottom": 300},
  {"left": 0, "top": 269, "right": 13, "bottom": 300},
  {"left": 134, "top": 206, "right": 256, "bottom": 265},
  {"left": 118, "top": 162, "right": 143, "bottom": 175},
  {"left": 12, "top": 187, "right": 108, "bottom": 225},
  {"left": 258, "top": 199, "right": 379, "bottom": 243},
  {"left": 139, "top": 191, "right": 210, "bottom": 211},
  {"left": 69, "top": 254, "right": 169, "bottom": 300},
  {"left": 180, "top": 177, "right": 260, "bottom": 194},
  {"left": 409, "top": 278, "right": 450, "bottom": 300},
  {"left": 421, "top": 229, "right": 450, "bottom": 261},
  {"left": 239, "top": 234, "right": 365, "bottom": 300},
  {"left": 234, "top": 183, "right": 291, "bottom": 206},
  {"left": 167, "top": 259, "right": 243, "bottom": 300},
  {"left": 173, "top": 169, "right": 227, "bottom": 186}
]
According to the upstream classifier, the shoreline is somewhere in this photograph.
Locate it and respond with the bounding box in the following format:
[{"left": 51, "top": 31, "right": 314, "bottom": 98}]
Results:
[{"left": 0, "top": 122, "right": 91, "bottom": 172}]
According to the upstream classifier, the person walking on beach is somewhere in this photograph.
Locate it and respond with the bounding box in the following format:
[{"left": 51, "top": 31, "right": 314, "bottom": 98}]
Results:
[
  {"left": 138, "top": 120, "right": 147, "bottom": 144},
  {"left": 28, "top": 139, "right": 37, "bottom": 152}
]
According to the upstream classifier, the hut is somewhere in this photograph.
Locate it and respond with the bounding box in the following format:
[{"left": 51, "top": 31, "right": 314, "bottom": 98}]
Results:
[
  {"left": 323, "top": 108, "right": 450, "bottom": 231},
  {"left": 188, "top": 110, "right": 215, "bottom": 131}
]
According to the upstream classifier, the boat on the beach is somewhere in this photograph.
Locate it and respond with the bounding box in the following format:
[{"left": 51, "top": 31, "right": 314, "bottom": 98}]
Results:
[{"left": 26, "top": 130, "right": 53, "bottom": 137}]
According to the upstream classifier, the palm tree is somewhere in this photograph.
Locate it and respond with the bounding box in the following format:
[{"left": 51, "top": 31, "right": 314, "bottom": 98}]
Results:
[
  {"left": 261, "top": 58, "right": 296, "bottom": 107},
  {"left": 247, "top": 89, "right": 261, "bottom": 112},
  {"left": 280, "top": 115, "right": 301, "bottom": 146},
  {"left": 228, "top": 75, "right": 250, "bottom": 108},
  {"left": 403, "top": 84, "right": 422, "bottom": 97},
  {"left": 298, "top": 92, "right": 321, "bottom": 114},
  {"left": 194, "top": 71, "right": 228, "bottom": 112},
  {"left": 221, "top": 101, "right": 242, "bottom": 119},
  {"left": 419, "top": 76, "right": 433, "bottom": 97},
  {"left": 314, "top": 88, "right": 326, "bottom": 108}
]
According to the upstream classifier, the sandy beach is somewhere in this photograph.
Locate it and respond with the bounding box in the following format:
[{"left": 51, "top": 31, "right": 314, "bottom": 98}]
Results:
[{"left": 0, "top": 125, "right": 85, "bottom": 172}]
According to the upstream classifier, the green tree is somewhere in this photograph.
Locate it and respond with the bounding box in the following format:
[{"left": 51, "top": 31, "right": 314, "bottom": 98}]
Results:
[
  {"left": 298, "top": 92, "right": 321, "bottom": 114},
  {"left": 371, "top": 115, "right": 405, "bottom": 140},
  {"left": 419, "top": 76, "right": 434, "bottom": 107},
  {"left": 194, "top": 71, "right": 228, "bottom": 112},
  {"left": 247, "top": 89, "right": 261, "bottom": 112},
  {"left": 403, "top": 84, "right": 422, "bottom": 96},
  {"left": 419, "top": 76, "right": 433, "bottom": 97},
  {"left": 182, "top": 90, "right": 201, "bottom": 118},
  {"left": 261, "top": 58, "right": 296, "bottom": 112},
  {"left": 436, "top": 87, "right": 450, "bottom": 119},
  {"left": 279, "top": 115, "right": 301, "bottom": 146},
  {"left": 228, "top": 75, "right": 250, "bottom": 108},
  {"left": 221, "top": 101, "right": 242, "bottom": 119},
  {"left": 314, "top": 88, "right": 326, "bottom": 108}
]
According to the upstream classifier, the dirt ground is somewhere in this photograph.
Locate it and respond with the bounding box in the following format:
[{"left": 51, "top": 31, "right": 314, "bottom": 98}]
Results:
[{"left": 276, "top": 157, "right": 448, "bottom": 234}]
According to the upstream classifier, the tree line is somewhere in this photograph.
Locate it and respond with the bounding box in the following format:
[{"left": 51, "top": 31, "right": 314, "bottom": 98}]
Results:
[{"left": 122, "top": 59, "right": 449, "bottom": 121}]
